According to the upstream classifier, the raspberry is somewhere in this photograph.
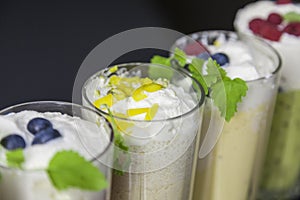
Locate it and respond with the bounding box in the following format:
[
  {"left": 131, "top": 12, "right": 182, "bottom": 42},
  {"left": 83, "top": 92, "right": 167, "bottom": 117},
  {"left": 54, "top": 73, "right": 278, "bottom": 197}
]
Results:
[
  {"left": 249, "top": 18, "right": 266, "bottom": 34},
  {"left": 259, "top": 23, "right": 282, "bottom": 41},
  {"left": 283, "top": 22, "right": 300, "bottom": 36},
  {"left": 183, "top": 42, "right": 209, "bottom": 56},
  {"left": 267, "top": 13, "right": 283, "bottom": 25},
  {"left": 276, "top": 0, "right": 292, "bottom": 4}
]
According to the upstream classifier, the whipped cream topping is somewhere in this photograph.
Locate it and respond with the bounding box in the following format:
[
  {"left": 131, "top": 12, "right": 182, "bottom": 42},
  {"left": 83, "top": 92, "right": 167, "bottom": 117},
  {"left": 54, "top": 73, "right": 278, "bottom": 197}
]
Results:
[
  {"left": 0, "top": 111, "right": 109, "bottom": 169},
  {"left": 234, "top": 1, "right": 300, "bottom": 44},
  {"left": 200, "top": 33, "right": 274, "bottom": 81},
  {"left": 92, "top": 75, "right": 196, "bottom": 121},
  {"left": 234, "top": 1, "right": 300, "bottom": 91},
  {"left": 83, "top": 67, "right": 200, "bottom": 161}
]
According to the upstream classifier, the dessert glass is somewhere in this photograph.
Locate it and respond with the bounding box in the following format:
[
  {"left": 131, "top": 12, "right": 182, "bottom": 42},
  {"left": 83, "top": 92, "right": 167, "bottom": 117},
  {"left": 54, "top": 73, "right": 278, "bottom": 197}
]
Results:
[
  {"left": 82, "top": 63, "right": 205, "bottom": 200},
  {"left": 0, "top": 101, "right": 114, "bottom": 200},
  {"left": 173, "top": 30, "right": 281, "bottom": 200},
  {"left": 234, "top": 2, "right": 300, "bottom": 198}
]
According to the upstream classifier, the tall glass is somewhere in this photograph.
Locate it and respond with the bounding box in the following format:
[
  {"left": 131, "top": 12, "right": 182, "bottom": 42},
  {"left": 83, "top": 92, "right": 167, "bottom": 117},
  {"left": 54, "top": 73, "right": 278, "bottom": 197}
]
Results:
[
  {"left": 234, "top": 3, "right": 300, "bottom": 198},
  {"left": 173, "top": 31, "right": 281, "bottom": 200},
  {"left": 82, "top": 63, "right": 205, "bottom": 200},
  {"left": 0, "top": 101, "right": 114, "bottom": 200}
]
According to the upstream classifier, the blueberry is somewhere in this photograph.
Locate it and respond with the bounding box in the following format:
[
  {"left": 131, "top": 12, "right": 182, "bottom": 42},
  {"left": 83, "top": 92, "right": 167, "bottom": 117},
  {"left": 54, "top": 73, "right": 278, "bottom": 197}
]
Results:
[
  {"left": 0, "top": 134, "right": 26, "bottom": 150},
  {"left": 31, "top": 128, "right": 61, "bottom": 145},
  {"left": 27, "top": 117, "right": 53, "bottom": 135},
  {"left": 211, "top": 53, "right": 230, "bottom": 66}
]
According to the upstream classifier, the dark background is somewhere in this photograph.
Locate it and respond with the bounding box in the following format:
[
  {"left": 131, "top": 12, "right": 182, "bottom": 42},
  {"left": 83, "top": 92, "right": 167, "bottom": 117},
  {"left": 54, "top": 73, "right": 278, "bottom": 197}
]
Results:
[{"left": 0, "top": 0, "right": 260, "bottom": 109}]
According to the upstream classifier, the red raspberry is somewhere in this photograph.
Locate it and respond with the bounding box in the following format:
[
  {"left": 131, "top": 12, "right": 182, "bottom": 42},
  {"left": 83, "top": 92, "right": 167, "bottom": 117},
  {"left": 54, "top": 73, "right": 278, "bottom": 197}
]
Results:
[
  {"left": 259, "top": 23, "right": 282, "bottom": 41},
  {"left": 276, "top": 0, "right": 292, "bottom": 4},
  {"left": 267, "top": 13, "right": 283, "bottom": 25},
  {"left": 249, "top": 18, "right": 266, "bottom": 34},
  {"left": 283, "top": 22, "right": 300, "bottom": 36},
  {"left": 183, "top": 42, "right": 209, "bottom": 56}
]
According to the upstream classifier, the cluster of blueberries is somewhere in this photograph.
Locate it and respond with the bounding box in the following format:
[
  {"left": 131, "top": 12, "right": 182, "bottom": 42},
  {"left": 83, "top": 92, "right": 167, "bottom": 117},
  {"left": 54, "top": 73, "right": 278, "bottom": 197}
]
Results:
[{"left": 0, "top": 118, "right": 62, "bottom": 150}]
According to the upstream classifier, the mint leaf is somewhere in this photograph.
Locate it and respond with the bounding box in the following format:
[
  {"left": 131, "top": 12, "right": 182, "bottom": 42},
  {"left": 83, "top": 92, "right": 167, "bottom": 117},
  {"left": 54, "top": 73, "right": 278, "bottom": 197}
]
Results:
[
  {"left": 150, "top": 56, "right": 174, "bottom": 80},
  {"left": 174, "top": 48, "right": 187, "bottom": 67},
  {"left": 150, "top": 48, "right": 248, "bottom": 122},
  {"left": 188, "top": 58, "right": 209, "bottom": 94},
  {"left": 284, "top": 12, "right": 300, "bottom": 22},
  {"left": 150, "top": 55, "right": 171, "bottom": 67},
  {"left": 210, "top": 77, "right": 248, "bottom": 121},
  {"left": 204, "top": 58, "right": 227, "bottom": 86},
  {"left": 6, "top": 149, "right": 24, "bottom": 168},
  {"left": 47, "top": 150, "right": 107, "bottom": 191}
]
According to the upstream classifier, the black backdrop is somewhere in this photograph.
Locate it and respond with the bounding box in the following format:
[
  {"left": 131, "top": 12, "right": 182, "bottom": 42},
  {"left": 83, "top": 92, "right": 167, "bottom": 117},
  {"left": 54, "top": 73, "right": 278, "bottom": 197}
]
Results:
[{"left": 0, "top": 0, "right": 278, "bottom": 109}]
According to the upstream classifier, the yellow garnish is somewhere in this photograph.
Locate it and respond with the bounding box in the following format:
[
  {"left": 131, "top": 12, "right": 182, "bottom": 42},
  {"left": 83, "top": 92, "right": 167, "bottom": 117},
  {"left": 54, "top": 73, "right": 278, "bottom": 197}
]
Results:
[
  {"left": 143, "top": 83, "right": 163, "bottom": 92},
  {"left": 109, "top": 65, "right": 118, "bottom": 73},
  {"left": 132, "top": 87, "right": 148, "bottom": 101},
  {"left": 145, "top": 103, "right": 159, "bottom": 120},
  {"left": 141, "top": 77, "right": 153, "bottom": 85},
  {"left": 127, "top": 107, "right": 149, "bottom": 117},
  {"left": 109, "top": 75, "right": 121, "bottom": 85},
  {"left": 213, "top": 40, "right": 221, "bottom": 47},
  {"left": 132, "top": 83, "right": 163, "bottom": 101},
  {"left": 111, "top": 89, "right": 126, "bottom": 101},
  {"left": 112, "top": 112, "right": 134, "bottom": 134},
  {"left": 93, "top": 93, "right": 114, "bottom": 108}
]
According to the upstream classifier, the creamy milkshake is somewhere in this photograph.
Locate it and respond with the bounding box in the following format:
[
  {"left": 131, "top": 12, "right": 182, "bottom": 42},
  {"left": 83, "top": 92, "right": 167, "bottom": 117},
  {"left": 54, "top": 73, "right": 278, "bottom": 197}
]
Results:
[
  {"left": 82, "top": 63, "right": 205, "bottom": 200},
  {"left": 235, "top": 1, "right": 300, "bottom": 198},
  {"left": 0, "top": 101, "right": 113, "bottom": 200},
  {"left": 173, "top": 31, "right": 281, "bottom": 200}
]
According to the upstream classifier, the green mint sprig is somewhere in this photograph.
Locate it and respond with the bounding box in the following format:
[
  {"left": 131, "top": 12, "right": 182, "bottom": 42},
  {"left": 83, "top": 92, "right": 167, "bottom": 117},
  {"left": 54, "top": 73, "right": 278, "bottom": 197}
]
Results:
[
  {"left": 4, "top": 149, "right": 107, "bottom": 191},
  {"left": 151, "top": 48, "right": 248, "bottom": 121},
  {"left": 47, "top": 151, "right": 107, "bottom": 191},
  {"left": 283, "top": 11, "right": 300, "bottom": 23},
  {"left": 6, "top": 149, "right": 24, "bottom": 168}
]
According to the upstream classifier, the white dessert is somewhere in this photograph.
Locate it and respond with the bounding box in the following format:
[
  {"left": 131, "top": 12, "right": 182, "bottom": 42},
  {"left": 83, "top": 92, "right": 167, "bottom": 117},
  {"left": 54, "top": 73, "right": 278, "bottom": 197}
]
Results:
[
  {"left": 235, "top": 1, "right": 300, "bottom": 197},
  {"left": 181, "top": 32, "right": 279, "bottom": 200},
  {"left": 83, "top": 66, "right": 202, "bottom": 200},
  {"left": 0, "top": 111, "right": 111, "bottom": 200},
  {"left": 234, "top": 0, "right": 300, "bottom": 91}
]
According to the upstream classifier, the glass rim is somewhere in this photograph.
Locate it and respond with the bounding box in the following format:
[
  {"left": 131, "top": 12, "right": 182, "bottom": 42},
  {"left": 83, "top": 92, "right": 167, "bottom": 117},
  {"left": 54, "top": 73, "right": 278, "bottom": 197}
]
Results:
[
  {"left": 82, "top": 62, "right": 205, "bottom": 123},
  {"left": 0, "top": 100, "right": 114, "bottom": 170},
  {"left": 171, "top": 30, "right": 282, "bottom": 84}
]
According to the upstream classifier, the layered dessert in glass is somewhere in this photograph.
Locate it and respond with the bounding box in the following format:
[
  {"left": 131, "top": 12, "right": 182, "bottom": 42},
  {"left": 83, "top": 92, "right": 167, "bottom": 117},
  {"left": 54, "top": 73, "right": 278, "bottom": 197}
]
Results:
[
  {"left": 173, "top": 30, "right": 281, "bottom": 200},
  {"left": 82, "top": 63, "right": 205, "bottom": 200},
  {"left": 235, "top": 1, "right": 300, "bottom": 198},
  {"left": 0, "top": 101, "right": 113, "bottom": 200}
]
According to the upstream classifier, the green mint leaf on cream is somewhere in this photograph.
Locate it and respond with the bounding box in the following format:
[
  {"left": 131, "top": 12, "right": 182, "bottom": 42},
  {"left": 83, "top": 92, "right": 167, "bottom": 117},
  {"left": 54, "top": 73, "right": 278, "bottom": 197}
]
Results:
[
  {"left": 284, "top": 12, "right": 300, "bottom": 23},
  {"left": 174, "top": 48, "right": 187, "bottom": 67},
  {"left": 6, "top": 149, "right": 24, "bottom": 168},
  {"left": 150, "top": 48, "right": 248, "bottom": 121},
  {"left": 205, "top": 59, "right": 248, "bottom": 121},
  {"left": 210, "top": 76, "right": 248, "bottom": 122},
  {"left": 188, "top": 58, "right": 209, "bottom": 95},
  {"left": 150, "top": 55, "right": 171, "bottom": 67},
  {"left": 47, "top": 150, "right": 107, "bottom": 191},
  {"left": 150, "top": 56, "right": 174, "bottom": 80}
]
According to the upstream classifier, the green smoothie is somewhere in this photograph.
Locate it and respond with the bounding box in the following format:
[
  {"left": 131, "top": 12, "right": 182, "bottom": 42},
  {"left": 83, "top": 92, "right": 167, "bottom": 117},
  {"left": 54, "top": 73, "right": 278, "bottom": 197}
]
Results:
[{"left": 261, "top": 90, "right": 300, "bottom": 195}]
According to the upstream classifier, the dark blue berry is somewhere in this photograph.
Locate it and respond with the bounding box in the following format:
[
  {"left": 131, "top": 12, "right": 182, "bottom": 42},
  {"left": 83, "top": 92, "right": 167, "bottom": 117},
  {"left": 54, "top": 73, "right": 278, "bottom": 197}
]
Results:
[
  {"left": 0, "top": 134, "right": 26, "bottom": 150},
  {"left": 211, "top": 53, "right": 230, "bottom": 66},
  {"left": 27, "top": 118, "right": 53, "bottom": 135},
  {"left": 31, "top": 128, "right": 61, "bottom": 145}
]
